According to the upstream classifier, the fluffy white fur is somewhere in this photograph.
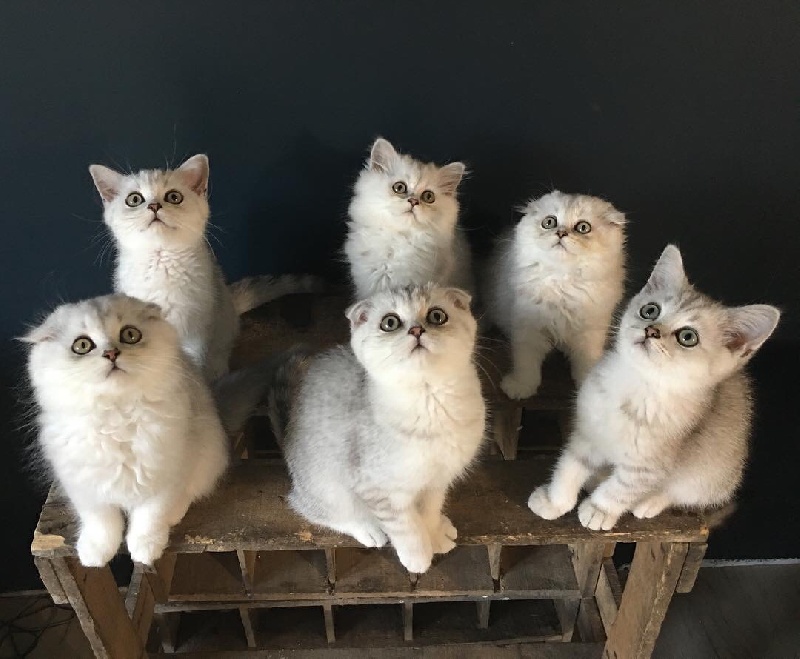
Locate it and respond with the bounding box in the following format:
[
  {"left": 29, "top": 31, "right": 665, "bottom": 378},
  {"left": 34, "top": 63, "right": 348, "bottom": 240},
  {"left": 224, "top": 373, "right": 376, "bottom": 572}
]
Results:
[
  {"left": 24, "top": 295, "right": 229, "bottom": 566},
  {"left": 282, "top": 285, "right": 486, "bottom": 574},
  {"left": 90, "top": 155, "right": 320, "bottom": 382},
  {"left": 528, "top": 245, "right": 780, "bottom": 530},
  {"left": 483, "top": 191, "right": 627, "bottom": 398},
  {"left": 344, "top": 138, "right": 473, "bottom": 299}
]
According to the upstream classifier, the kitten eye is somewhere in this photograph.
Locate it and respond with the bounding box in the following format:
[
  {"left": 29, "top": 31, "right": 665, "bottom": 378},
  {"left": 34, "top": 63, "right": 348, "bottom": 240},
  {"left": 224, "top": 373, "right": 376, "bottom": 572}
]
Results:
[
  {"left": 392, "top": 182, "right": 407, "bottom": 195},
  {"left": 574, "top": 220, "right": 592, "bottom": 234},
  {"left": 639, "top": 303, "right": 661, "bottom": 320},
  {"left": 125, "top": 192, "right": 145, "bottom": 207},
  {"left": 119, "top": 325, "right": 142, "bottom": 344},
  {"left": 164, "top": 190, "right": 184, "bottom": 205},
  {"left": 675, "top": 327, "right": 699, "bottom": 347},
  {"left": 379, "top": 313, "right": 403, "bottom": 332},
  {"left": 71, "top": 336, "right": 96, "bottom": 355},
  {"left": 426, "top": 307, "right": 448, "bottom": 326},
  {"left": 541, "top": 215, "right": 557, "bottom": 230},
  {"left": 420, "top": 190, "right": 435, "bottom": 204}
]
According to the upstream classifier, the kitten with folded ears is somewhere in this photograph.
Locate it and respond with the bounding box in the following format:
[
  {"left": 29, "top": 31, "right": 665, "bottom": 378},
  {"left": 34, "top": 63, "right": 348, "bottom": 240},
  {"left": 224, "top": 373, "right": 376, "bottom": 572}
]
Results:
[{"left": 528, "top": 245, "right": 780, "bottom": 530}]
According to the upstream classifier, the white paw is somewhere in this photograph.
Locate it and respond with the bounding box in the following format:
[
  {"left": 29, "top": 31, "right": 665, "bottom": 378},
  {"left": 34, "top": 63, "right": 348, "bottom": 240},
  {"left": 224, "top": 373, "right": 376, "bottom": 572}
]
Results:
[
  {"left": 528, "top": 486, "right": 572, "bottom": 520},
  {"left": 76, "top": 532, "right": 119, "bottom": 567},
  {"left": 351, "top": 525, "right": 388, "bottom": 548},
  {"left": 127, "top": 531, "right": 168, "bottom": 566},
  {"left": 500, "top": 371, "right": 540, "bottom": 400},
  {"left": 397, "top": 547, "right": 433, "bottom": 575},
  {"left": 431, "top": 515, "right": 457, "bottom": 555},
  {"left": 632, "top": 497, "right": 668, "bottom": 519},
  {"left": 577, "top": 499, "right": 620, "bottom": 531}
]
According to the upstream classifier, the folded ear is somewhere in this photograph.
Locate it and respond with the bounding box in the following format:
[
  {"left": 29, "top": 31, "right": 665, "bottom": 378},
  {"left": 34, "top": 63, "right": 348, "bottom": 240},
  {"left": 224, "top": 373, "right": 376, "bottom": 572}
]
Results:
[
  {"left": 368, "top": 138, "right": 398, "bottom": 173},
  {"left": 89, "top": 164, "right": 124, "bottom": 203},
  {"left": 175, "top": 154, "right": 209, "bottom": 195},
  {"left": 19, "top": 310, "right": 62, "bottom": 344},
  {"left": 437, "top": 162, "right": 466, "bottom": 196},
  {"left": 724, "top": 304, "right": 781, "bottom": 359},
  {"left": 644, "top": 244, "right": 686, "bottom": 293},
  {"left": 345, "top": 300, "right": 372, "bottom": 328},
  {"left": 603, "top": 205, "right": 627, "bottom": 226},
  {"left": 443, "top": 287, "right": 472, "bottom": 311}
]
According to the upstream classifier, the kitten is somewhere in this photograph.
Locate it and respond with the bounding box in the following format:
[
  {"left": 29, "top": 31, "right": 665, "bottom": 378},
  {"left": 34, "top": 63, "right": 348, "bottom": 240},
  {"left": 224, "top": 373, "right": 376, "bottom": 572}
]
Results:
[
  {"left": 277, "top": 285, "right": 486, "bottom": 574},
  {"left": 344, "top": 138, "right": 473, "bottom": 299},
  {"left": 483, "top": 191, "right": 627, "bottom": 398},
  {"left": 528, "top": 245, "right": 780, "bottom": 530},
  {"left": 90, "top": 155, "right": 320, "bottom": 381},
  {"left": 24, "top": 294, "right": 229, "bottom": 566}
]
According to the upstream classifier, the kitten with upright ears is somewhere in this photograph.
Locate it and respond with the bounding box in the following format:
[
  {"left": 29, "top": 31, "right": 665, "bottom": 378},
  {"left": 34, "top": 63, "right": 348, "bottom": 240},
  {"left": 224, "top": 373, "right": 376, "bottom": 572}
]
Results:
[
  {"left": 24, "top": 294, "right": 229, "bottom": 567},
  {"left": 275, "top": 285, "right": 486, "bottom": 574},
  {"left": 483, "top": 191, "right": 627, "bottom": 399},
  {"left": 344, "top": 138, "right": 474, "bottom": 299},
  {"left": 89, "top": 155, "right": 320, "bottom": 382},
  {"left": 528, "top": 245, "right": 780, "bottom": 530}
]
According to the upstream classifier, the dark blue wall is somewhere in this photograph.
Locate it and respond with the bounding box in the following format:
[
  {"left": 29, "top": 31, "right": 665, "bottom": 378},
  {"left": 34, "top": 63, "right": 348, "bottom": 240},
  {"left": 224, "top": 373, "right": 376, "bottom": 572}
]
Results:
[{"left": 2, "top": 1, "right": 798, "bottom": 590}]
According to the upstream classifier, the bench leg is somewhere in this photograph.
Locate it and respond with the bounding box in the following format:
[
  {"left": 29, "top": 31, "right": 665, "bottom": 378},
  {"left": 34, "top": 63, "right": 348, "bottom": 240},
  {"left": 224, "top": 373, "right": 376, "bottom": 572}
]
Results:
[
  {"left": 493, "top": 403, "right": 522, "bottom": 460},
  {"left": 603, "top": 541, "right": 688, "bottom": 659}
]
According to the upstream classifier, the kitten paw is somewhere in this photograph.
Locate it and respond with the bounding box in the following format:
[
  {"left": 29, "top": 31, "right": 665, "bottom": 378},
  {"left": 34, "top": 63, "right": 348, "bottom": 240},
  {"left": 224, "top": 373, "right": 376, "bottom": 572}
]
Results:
[
  {"left": 431, "top": 515, "right": 457, "bottom": 555},
  {"left": 351, "top": 525, "right": 388, "bottom": 548},
  {"left": 528, "top": 486, "right": 572, "bottom": 520},
  {"left": 127, "top": 532, "right": 168, "bottom": 566},
  {"left": 632, "top": 496, "right": 669, "bottom": 519},
  {"left": 77, "top": 533, "right": 119, "bottom": 568},
  {"left": 500, "top": 372, "right": 540, "bottom": 400},
  {"left": 397, "top": 547, "right": 433, "bottom": 575},
  {"left": 577, "top": 500, "right": 620, "bottom": 531}
]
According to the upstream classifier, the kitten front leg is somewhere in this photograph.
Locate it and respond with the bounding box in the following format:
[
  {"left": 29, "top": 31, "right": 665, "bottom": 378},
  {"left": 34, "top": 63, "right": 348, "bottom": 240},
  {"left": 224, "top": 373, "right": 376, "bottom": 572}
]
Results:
[
  {"left": 75, "top": 503, "right": 125, "bottom": 567},
  {"left": 417, "top": 488, "right": 456, "bottom": 555},
  {"left": 529, "top": 448, "right": 595, "bottom": 519},
  {"left": 501, "top": 326, "right": 551, "bottom": 399},
  {"left": 565, "top": 329, "right": 607, "bottom": 385},
  {"left": 371, "top": 503, "right": 434, "bottom": 574},
  {"left": 578, "top": 466, "right": 667, "bottom": 530},
  {"left": 126, "top": 495, "right": 184, "bottom": 565},
  {"left": 632, "top": 492, "right": 672, "bottom": 519}
]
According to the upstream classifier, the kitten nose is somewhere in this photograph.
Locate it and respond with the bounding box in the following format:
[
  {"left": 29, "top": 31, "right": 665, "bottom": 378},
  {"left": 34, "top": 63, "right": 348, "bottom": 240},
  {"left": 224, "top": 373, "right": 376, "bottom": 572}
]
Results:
[
  {"left": 408, "top": 325, "right": 425, "bottom": 339},
  {"left": 408, "top": 197, "right": 419, "bottom": 207},
  {"left": 103, "top": 348, "right": 120, "bottom": 362},
  {"left": 148, "top": 202, "right": 162, "bottom": 212},
  {"left": 556, "top": 228, "right": 568, "bottom": 238},
  {"left": 645, "top": 325, "right": 661, "bottom": 340}
]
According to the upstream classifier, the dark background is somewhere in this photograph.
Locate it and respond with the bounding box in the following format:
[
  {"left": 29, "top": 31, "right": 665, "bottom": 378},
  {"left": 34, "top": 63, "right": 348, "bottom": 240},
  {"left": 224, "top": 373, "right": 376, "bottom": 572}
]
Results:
[{"left": 1, "top": 2, "right": 798, "bottom": 591}]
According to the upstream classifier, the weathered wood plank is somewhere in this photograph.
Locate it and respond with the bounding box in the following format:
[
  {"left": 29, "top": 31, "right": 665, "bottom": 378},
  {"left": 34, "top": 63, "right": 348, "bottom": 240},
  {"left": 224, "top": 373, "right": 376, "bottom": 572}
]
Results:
[
  {"left": 239, "top": 606, "right": 257, "bottom": 648},
  {"left": 154, "top": 611, "right": 180, "bottom": 653},
  {"left": 577, "top": 597, "right": 606, "bottom": 644},
  {"left": 675, "top": 542, "right": 707, "bottom": 594},
  {"left": 169, "top": 552, "right": 247, "bottom": 601},
  {"left": 125, "top": 563, "right": 155, "bottom": 648},
  {"left": 237, "top": 550, "right": 257, "bottom": 594},
  {"left": 402, "top": 601, "right": 414, "bottom": 641},
  {"left": 322, "top": 603, "right": 335, "bottom": 643},
  {"left": 34, "top": 556, "right": 68, "bottom": 605},
  {"left": 500, "top": 545, "right": 580, "bottom": 597},
  {"left": 570, "top": 542, "right": 606, "bottom": 597},
  {"left": 414, "top": 547, "right": 493, "bottom": 597},
  {"left": 554, "top": 598, "right": 580, "bottom": 642},
  {"left": 476, "top": 599, "right": 491, "bottom": 629},
  {"left": 596, "top": 559, "right": 622, "bottom": 636},
  {"left": 603, "top": 542, "right": 689, "bottom": 659}
]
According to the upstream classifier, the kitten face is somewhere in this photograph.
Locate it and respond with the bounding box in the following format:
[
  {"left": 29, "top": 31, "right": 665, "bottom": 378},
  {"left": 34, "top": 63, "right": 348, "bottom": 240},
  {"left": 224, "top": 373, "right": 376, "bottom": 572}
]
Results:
[
  {"left": 24, "top": 295, "right": 181, "bottom": 403},
  {"left": 617, "top": 245, "right": 780, "bottom": 384},
  {"left": 89, "top": 154, "right": 210, "bottom": 251},
  {"left": 348, "top": 138, "right": 465, "bottom": 232},
  {"left": 346, "top": 284, "right": 476, "bottom": 382},
  {"left": 517, "top": 191, "right": 625, "bottom": 261}
]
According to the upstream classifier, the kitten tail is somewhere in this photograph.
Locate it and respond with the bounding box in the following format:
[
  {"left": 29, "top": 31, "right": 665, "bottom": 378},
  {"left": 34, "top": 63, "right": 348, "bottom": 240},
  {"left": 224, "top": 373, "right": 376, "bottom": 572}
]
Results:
[
  {"left": 229, "top": 274, "right": 325, "bottom": 315},
  {"left": 703, "top": 501, "right": 738, "bottom": 531}
]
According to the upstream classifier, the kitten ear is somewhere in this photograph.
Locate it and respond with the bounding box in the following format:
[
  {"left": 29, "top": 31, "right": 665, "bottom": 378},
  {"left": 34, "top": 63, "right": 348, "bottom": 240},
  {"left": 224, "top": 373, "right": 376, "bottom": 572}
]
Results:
[
  {"left": 443, "top": 287, "right": 472, "bottom": 311},
  {"left": 175, "top": 154, "right": 210, "bottom": 195},
  {"left": 142, "top": 302, "right": 164, "bottom": 321},
  {"left": 345, "top": 300, "right": 371, "bottom": 328},
  {"left": 368, "top": 138, "right": 398, "bottom": 173},
  {"left": 724, "top": 305, "right": 780, "bottom": 358},
  {"left": 89, "top": 164, "right": 124, "bottom": 202},
  {"left": 438, "top": 162, "right": 466, "bottom": 196},
  {"left": 645, "top": 244, "right": 686, "bottom": 292},
  {"left": 603, "top": 206, "right": 627, "bottom": 226},
  {"left": 19, "top": 312, "right": 60, "bottom": 344}
]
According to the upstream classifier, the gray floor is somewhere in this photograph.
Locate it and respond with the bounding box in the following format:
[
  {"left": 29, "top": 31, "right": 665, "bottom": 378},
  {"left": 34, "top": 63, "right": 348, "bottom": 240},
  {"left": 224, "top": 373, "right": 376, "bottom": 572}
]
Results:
[{"left": 2, "top": 563, "right": 799, "bottom": 658}]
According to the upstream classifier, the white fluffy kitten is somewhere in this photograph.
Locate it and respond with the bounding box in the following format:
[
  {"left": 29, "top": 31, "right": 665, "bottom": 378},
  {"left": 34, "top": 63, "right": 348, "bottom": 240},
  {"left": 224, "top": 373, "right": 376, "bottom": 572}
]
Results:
[
  {"left": 529, "top": 245, "right": 780, "bottom": 530},
  {"left": 281, "top": 285, "right": 486, "bottom": 574},
  {"left": 484, "top": 191, "right": 627, "bottom": 398},
  {"left": 90, "top": 155, "right": 319, "bottom": 382},
  {"left": 24, "top": 294, "right": 229, "bottom": 566},
  {"left": 344, "top": 138, "right": 473, "bottom": 299}
]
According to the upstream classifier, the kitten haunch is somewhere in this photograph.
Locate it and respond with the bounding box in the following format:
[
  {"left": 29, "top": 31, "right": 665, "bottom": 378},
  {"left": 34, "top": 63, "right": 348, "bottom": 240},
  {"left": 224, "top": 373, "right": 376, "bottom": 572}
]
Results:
[
  {"left": 276, "top": 284, "right": 486, "bottom": 574},
  {"left": 483, "top": 190, "right": 627, "bottom": 398},
  {"left": 529, "top": 245, "right": 780, "bottom": 530},
  {"left": 23, "top": 294, "right": 229, "bottom": 567},
  {"left": 344, "top": 138, "right": 473, "bottom": 299}
]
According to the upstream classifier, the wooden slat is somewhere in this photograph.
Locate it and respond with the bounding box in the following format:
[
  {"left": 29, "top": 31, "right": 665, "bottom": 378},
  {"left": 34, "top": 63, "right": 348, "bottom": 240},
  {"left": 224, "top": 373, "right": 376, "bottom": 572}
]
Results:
[
  {"left": 169, "top": 552, "right": 246, "bottom": 601},
  {"left": 322, "top": 603, "right": 335, "bottom": 643},
  {"left": 477, "top": 599, "right": 491, "bottom": 629},
  {"left": 492, "top": 403, "right": 523, "bottom": 460},
  {"left": 577, "top": 597, "right": 605, "bottom": 644},
  {"left": 125, "top": 563, "right": 155, "bottom": 648},
  {"left": 414, "top": 547, "right": 494, "bottom": 597},
  {"left": 402, "top": 601, "right": 414, "bottom": 641},
  {"left": 571, "top": 542, "right": 606, "bottom": 597},
  {"left": 154, "top": 611, "right": 180, "bottom": 653},
  {"left": 324, "top": 548, "right": 336, "bottom": 586},
  {"left": 333, "top": 548, "right": 411, "bottom": 596},
  {"left": 34, "top": 557, "right": 67, "bottom": 605},
  {"left": 250, "top": 549, "right": 328, "bottom": 598},
  {"left": 603, "top": 541, "right": 689, "bottom": 659},
  {"left": 554, "top": 598, "right": 580, "bottom": 642},
  {"left": 500, "top": 545, "right": 580, "bottom": 597},
  {"left": 595, "top": 559, "right": 622, "bottom": 636},
  {"left": 487, "top": 543, "right": 502, "bottom": 582},
  {"left": 676, "top": 542, "right": 708, "bottom": 593},
  {"left": 239, "top": 606, "right": 257, "bottom": 648},
  {"left": 237, "top": 549, "right": 256, "bottom": 593}
]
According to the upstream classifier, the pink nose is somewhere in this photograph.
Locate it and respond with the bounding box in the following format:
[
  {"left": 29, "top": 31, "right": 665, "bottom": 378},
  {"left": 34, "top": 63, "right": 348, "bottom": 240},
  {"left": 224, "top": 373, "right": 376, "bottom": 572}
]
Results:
[
  {"left": 148, "top": 202, "right": 162, "bottom": 212},
  {"left": 556, "top": 228, "right": 568, "bottom": 238},
  {"left": 408, "top": 326, "right": 424, "bottom": 339},
  {"left": 103, "top": 348, "right": 120, "bottom": 362},
  {"left": 408, "top": 197, "right": 419, "bottom": 207},
  {"left": 645, "top": 325, "right": 661, "bottom": 340}
]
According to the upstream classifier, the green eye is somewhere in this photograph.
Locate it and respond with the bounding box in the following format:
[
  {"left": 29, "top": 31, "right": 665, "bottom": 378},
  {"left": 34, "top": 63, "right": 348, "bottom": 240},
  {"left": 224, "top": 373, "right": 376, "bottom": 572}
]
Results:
[
  {"left": 392, "top": 182, "right": 407, "bottom": 195},
  {"left": 639, "top": 303, "right": 661, "bottom": 320},
  {"left": 71, "top": 336, "right": 96, "bottom": 355},
  {"left": 380, "top": 313, "right": 402, "bottom": 332},
  {"left": 675, "top": 327, "right": 699, "bottom": 347},
  {"left": 426, "top": 307, "right": 448, "bottom": 326},
  {"left": 119, "top": 325, "right": 142, "bottom": 344},
  {"left": 541, "top": 215, "right": 557, "bottom": 229},
  {"left": 125, "top": 192, "right": 145, "bottom": 207},
  {"left": 164, "top": 190, "right": 184, "bottom": 205},
  {"left": 420, "top": 190, "right": 435, "bottom": 204},
  {"left": 575, "top": 220, "right": 592, "bottom": 234}
]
